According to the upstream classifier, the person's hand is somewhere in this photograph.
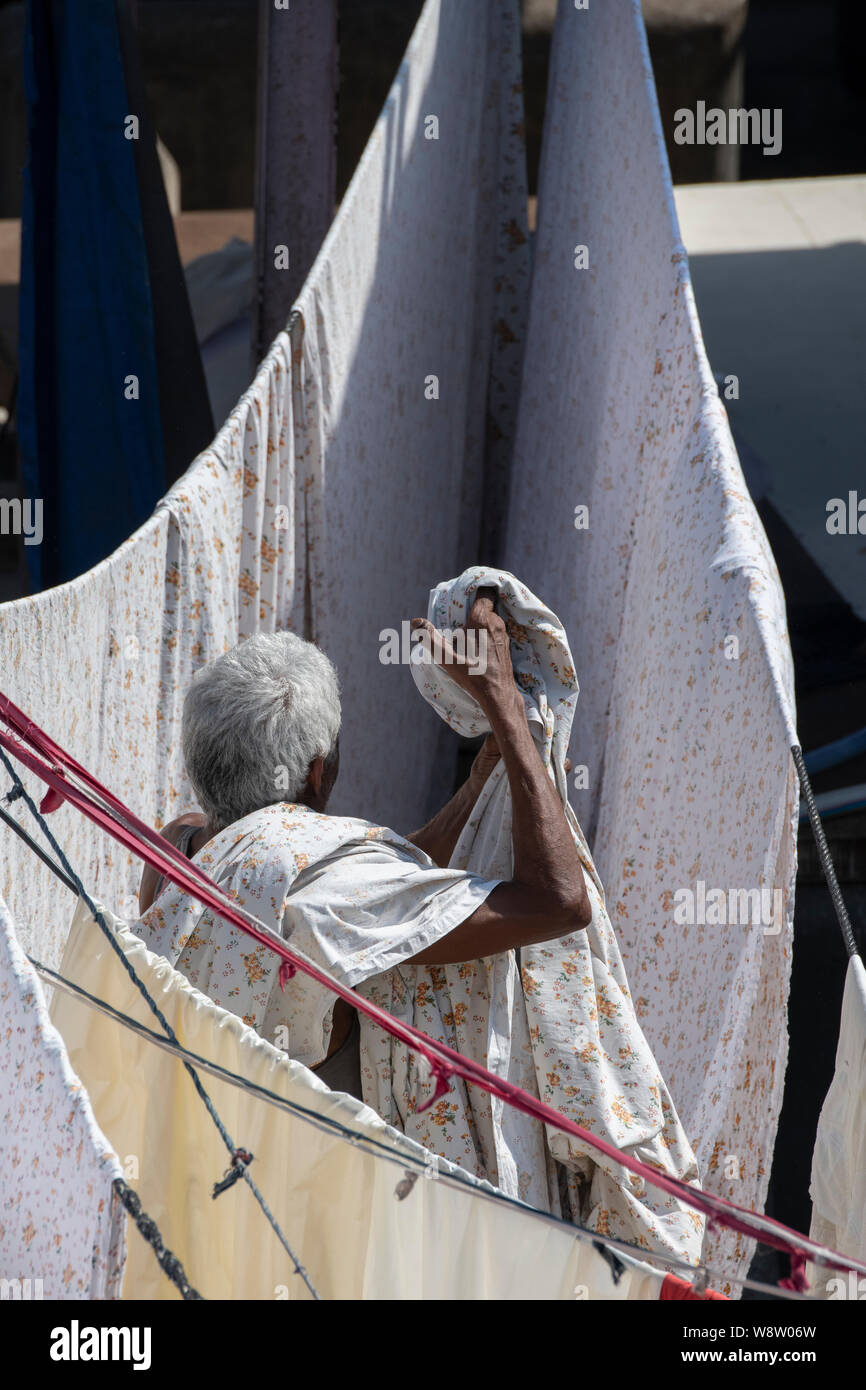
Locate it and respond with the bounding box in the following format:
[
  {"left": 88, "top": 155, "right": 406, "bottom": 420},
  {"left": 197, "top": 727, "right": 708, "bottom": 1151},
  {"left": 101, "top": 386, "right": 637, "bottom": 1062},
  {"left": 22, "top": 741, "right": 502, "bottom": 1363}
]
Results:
[{"left": 410, "top": 587, "right": 521, "bottom": 719}]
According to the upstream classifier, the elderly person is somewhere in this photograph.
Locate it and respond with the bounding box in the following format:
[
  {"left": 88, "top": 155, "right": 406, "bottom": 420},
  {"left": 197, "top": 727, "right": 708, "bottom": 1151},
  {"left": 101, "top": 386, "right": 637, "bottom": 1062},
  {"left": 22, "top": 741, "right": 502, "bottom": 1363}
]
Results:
[
  {"left": 137, "top": 592, "right": 591, "bottom": 1103},
  {"left": 136, "top": 589, "right": 705, "bottom": 1261}
]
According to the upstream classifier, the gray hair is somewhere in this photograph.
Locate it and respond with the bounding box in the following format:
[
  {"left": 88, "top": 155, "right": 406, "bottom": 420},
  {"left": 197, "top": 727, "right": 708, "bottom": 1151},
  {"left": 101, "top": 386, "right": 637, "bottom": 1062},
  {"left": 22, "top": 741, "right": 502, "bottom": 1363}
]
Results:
[{"left": 182, "top": 631, "right": 341, "bottom": 829}]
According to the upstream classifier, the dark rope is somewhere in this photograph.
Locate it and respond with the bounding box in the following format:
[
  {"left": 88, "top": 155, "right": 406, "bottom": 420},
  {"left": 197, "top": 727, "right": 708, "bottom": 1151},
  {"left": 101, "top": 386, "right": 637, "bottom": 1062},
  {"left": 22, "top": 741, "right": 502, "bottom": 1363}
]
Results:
[
  {"left": 792, "top": 744, "right": 859, "bottom": 960},
  {"left": 0, "top": 749, "right": 319, "bottom": 1300},
  {"left": 112, "top": 1179, "right": 203, "bottom": 1300}
]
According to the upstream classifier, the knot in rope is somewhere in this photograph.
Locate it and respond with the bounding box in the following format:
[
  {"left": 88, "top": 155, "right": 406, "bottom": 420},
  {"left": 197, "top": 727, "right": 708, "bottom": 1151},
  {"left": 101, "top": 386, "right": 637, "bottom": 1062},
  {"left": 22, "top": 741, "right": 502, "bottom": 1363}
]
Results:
[{"left": 213, "top": 1148, "right": 255, "bottom": 1199}]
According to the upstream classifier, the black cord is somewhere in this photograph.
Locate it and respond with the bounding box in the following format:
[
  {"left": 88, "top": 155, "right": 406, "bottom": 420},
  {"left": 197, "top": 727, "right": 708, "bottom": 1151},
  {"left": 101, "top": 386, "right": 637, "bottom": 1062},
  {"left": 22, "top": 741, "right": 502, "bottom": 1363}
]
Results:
[
  {"left": 792, "top": 744, "right": 859, "bottom": 959},
  {"left": 112, "top": 1180, "right": 203, "bottom": 1300}
]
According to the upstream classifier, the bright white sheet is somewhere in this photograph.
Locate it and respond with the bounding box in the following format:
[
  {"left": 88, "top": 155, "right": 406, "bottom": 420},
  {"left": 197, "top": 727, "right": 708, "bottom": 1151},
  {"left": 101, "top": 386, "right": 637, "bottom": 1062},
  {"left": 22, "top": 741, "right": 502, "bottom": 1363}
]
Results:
[
  {"left": 0, "top": 894, "right": 126, "bottom": 1299},
  {"left": 809, "top": 953, "right": 866, "bottom": 1290},
  {"left": 291, "top": 0, "right": 530, "bottom": 833},
  {"left": 503, "top": 1, "right": 798, "bottom": 1290}
]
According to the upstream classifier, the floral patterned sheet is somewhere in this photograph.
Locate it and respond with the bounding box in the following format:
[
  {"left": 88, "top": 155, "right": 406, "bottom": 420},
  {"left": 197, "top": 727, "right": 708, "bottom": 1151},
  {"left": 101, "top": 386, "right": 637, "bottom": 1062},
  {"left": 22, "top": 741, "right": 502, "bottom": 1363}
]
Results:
[
  {"left": 0, "top": 336, "right": 300, "bottom": 971},
  {"left": 410, "top": 566, "right": 704, "bottom": 1267},
  {"left": 503, "top": 1, "right": 798, "bottom": 1290},
  {"left": 292, "top": 0, "right": 531, "bottom": 835},
  {"left": 0, "top": 893, "right": 126, "bottom": 1298}
]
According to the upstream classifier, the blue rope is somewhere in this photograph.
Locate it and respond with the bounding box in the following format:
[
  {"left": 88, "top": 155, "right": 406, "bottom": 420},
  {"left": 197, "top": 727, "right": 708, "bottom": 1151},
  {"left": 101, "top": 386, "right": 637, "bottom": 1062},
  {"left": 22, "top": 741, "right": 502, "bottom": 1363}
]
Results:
[{"left": 0, "top": 747, "right": 319, "bottom": 1300}]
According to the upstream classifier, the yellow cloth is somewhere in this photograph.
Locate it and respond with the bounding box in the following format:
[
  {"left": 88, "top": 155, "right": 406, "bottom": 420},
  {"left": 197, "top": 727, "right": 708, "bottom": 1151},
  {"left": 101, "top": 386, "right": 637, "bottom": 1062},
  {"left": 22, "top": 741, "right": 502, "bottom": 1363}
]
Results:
[{"left": 51, "top": 899, "right": 666, "bottom": 1300}]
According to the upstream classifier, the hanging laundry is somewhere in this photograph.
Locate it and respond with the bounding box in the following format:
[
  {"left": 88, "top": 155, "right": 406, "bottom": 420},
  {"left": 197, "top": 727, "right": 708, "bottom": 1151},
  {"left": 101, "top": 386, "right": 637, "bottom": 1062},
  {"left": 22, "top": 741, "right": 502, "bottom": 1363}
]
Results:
[
  {"left": 503, "top": 0, "right": 798, "bottom": 1290},
  {"left": 409, "top": 567, "right": 704, "bottom": 1268},
  {"left": 0, "top": 0, "right": 804, "bottom": 1301},
  {"left": 809, "top": 954, "right": 866, "bottom": 1291},
  {"left": 0, "top": 894, "right": 126, "bottom": 1299},
  {"left": 291, "top": 0, "right": 530, "bottom": 834},
  {"left": 0, "top": 514, "right": 169, "bottom": 967},
  {"left": 0, "top": 339, "right": 300, "bottom": 970},
  {"left": 53, "top": 897, "right": 670, "bottom": 1301},
  {"left": 154, "top": 335, "right": 302, "bottom": 835}
]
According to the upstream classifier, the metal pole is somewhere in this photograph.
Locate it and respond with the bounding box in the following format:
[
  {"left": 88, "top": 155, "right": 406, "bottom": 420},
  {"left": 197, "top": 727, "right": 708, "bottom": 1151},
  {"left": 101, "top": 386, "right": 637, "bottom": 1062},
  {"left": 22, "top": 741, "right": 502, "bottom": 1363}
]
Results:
[{"left": 252, "top": 0, "right": 338, "bottom": 366}]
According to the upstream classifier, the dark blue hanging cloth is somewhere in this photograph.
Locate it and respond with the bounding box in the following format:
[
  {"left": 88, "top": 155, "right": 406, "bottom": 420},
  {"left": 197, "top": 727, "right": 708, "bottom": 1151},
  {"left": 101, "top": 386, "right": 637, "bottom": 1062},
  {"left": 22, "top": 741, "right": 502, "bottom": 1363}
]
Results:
[{"left": 17, "top": 0, "right": 213, "bottom": 590}]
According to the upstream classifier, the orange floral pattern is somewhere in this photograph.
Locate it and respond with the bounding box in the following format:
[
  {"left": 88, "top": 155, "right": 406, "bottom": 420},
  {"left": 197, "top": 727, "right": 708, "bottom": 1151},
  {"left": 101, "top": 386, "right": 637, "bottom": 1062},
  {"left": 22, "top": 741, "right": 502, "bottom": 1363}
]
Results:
[
  {"left": 410, "top": 566, "right": 703, "bottom": 1268},
  {"left": 502, "top": 1, "right": 797, "bottom": 1290}
]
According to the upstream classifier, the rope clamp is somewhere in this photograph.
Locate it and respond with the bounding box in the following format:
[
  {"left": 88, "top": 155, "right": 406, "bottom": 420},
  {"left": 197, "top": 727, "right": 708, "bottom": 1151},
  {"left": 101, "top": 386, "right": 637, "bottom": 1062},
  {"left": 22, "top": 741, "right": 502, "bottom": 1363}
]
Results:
[{"left": 212, "top": 1148, "right": 255, "bottom": 1199}]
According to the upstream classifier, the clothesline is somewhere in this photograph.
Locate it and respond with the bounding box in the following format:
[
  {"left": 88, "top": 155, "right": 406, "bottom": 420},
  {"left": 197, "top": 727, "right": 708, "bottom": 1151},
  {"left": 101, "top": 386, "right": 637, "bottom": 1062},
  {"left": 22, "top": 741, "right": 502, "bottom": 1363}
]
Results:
[{"left": 1, "top": 689, "right": 864, "bottom": 1287}]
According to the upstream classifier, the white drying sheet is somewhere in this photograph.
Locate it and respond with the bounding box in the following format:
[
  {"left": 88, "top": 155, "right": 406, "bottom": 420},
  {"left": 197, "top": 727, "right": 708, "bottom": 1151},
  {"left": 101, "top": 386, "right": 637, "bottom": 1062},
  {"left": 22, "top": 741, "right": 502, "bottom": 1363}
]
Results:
[
  {"left": 0, "top": 336, "right": 301, "bottom": 969},
  {"left": 409, "top": 566, "right": 704, "bottom": 1268},
  {"left": 291, "top": 0, "right": 531, "bottom": 833},
  {"left": 503, "top": 0, "right": 798, "bottom": 1291},
  {"left": 809, "top": 953, "right": 866, "bottom": 1289},
  {"left": 0, "top": 893, "right": 126, "bottom": 1298}
]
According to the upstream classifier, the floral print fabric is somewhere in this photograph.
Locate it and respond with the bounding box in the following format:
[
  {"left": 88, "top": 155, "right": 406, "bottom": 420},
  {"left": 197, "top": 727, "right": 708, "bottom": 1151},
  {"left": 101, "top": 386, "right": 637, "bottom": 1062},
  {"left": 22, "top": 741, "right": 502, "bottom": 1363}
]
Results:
[
  {"left": 134, "top": 802, "right": 500, "bottom": 1070},
  {"left": 0, "top": 512, "right": 169, "bottom": 967},
  {"left": 410, "top": 566, "right": 704, "bottom": 1266},
  {"left": 0, "top": 893, "right": 126, "bottom": 1298},
  {"left": 504, "top": 1, "right": 798, "bottom": 1289},
  {"left": 292, "top": 0, "right": 530, "bottom": 835},
  {"left": 0, "top": 337, "right": 301, "bottom": 970}
]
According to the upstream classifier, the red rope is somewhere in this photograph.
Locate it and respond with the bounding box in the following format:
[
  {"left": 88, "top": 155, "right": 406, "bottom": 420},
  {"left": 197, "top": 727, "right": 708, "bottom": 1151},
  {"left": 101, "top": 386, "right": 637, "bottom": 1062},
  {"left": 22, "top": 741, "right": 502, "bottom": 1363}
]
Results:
[
  {"left": 660, "top": 1274, "right": 727, "bottom": 1301},
  {"left": 1, "top": 689, "right": 863, "bottom": 1283}
]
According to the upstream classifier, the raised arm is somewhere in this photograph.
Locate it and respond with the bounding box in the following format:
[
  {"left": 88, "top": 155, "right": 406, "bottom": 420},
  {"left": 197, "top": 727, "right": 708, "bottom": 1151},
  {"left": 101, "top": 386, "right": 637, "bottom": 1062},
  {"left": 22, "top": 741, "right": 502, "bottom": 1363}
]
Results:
[
  {"left": 408, "top": 591, "right": 591, "bottom": 965},
  {"left": 407, "top": 735, "right": 500, "bottom": 866}
]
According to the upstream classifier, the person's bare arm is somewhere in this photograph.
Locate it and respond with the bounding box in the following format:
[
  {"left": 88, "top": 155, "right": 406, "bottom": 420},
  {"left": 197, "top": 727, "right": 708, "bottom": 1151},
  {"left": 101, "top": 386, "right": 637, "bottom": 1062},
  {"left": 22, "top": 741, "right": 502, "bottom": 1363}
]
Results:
[
  {"left": 138, "top": 812, "right": 209, "bottom": 915},
  {"left": 408, "top": 592, "right": 590, "bottom": 965},
  {"left": 408, "top": 735, "right": 500, "bottom": 866}
]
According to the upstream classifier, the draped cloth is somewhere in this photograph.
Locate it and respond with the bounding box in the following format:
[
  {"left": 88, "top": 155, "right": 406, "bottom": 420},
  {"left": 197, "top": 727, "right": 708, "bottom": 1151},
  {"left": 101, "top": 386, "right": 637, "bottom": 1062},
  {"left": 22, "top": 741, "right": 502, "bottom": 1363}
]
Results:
[
  {"left": 0, "top": 0, "right": 799, "bottom": 1298},
  {"left": 291, "top": 0, "right": 530, "bottom": 833},
  {"left": 0, "top": 894, "right": 126, "bottom": 1299},
  {"left": 409, "top": 567, "right": 703, "bottom": 1267},
  {"left": 0, "top": 336, "right": 300, "bottom": 969},
  {"left": 503, "top": 0, "right": 798, "bottom": 1289},
  {"left": 134, "top": 802, "right": 500, "bottom": 1075},
  {"left": 56, "top": 898, "right": 668, "bottom": 1301},
  {"left": 809, "top": 954, "right": 866, "bottom": 1288}
]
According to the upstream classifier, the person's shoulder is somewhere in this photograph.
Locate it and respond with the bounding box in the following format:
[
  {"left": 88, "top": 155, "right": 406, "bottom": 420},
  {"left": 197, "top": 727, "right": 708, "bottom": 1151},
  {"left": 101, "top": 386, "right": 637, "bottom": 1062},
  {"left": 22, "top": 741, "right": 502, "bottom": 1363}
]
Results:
[
  {"left": 159, "top": 811, "right": 207, "bottom": 844},
  {"left": 202, "top": 803, "right": 429, "bottom": 873},
  {"left": 270, "top": 805, "right": 433, "bottom": 866}
]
